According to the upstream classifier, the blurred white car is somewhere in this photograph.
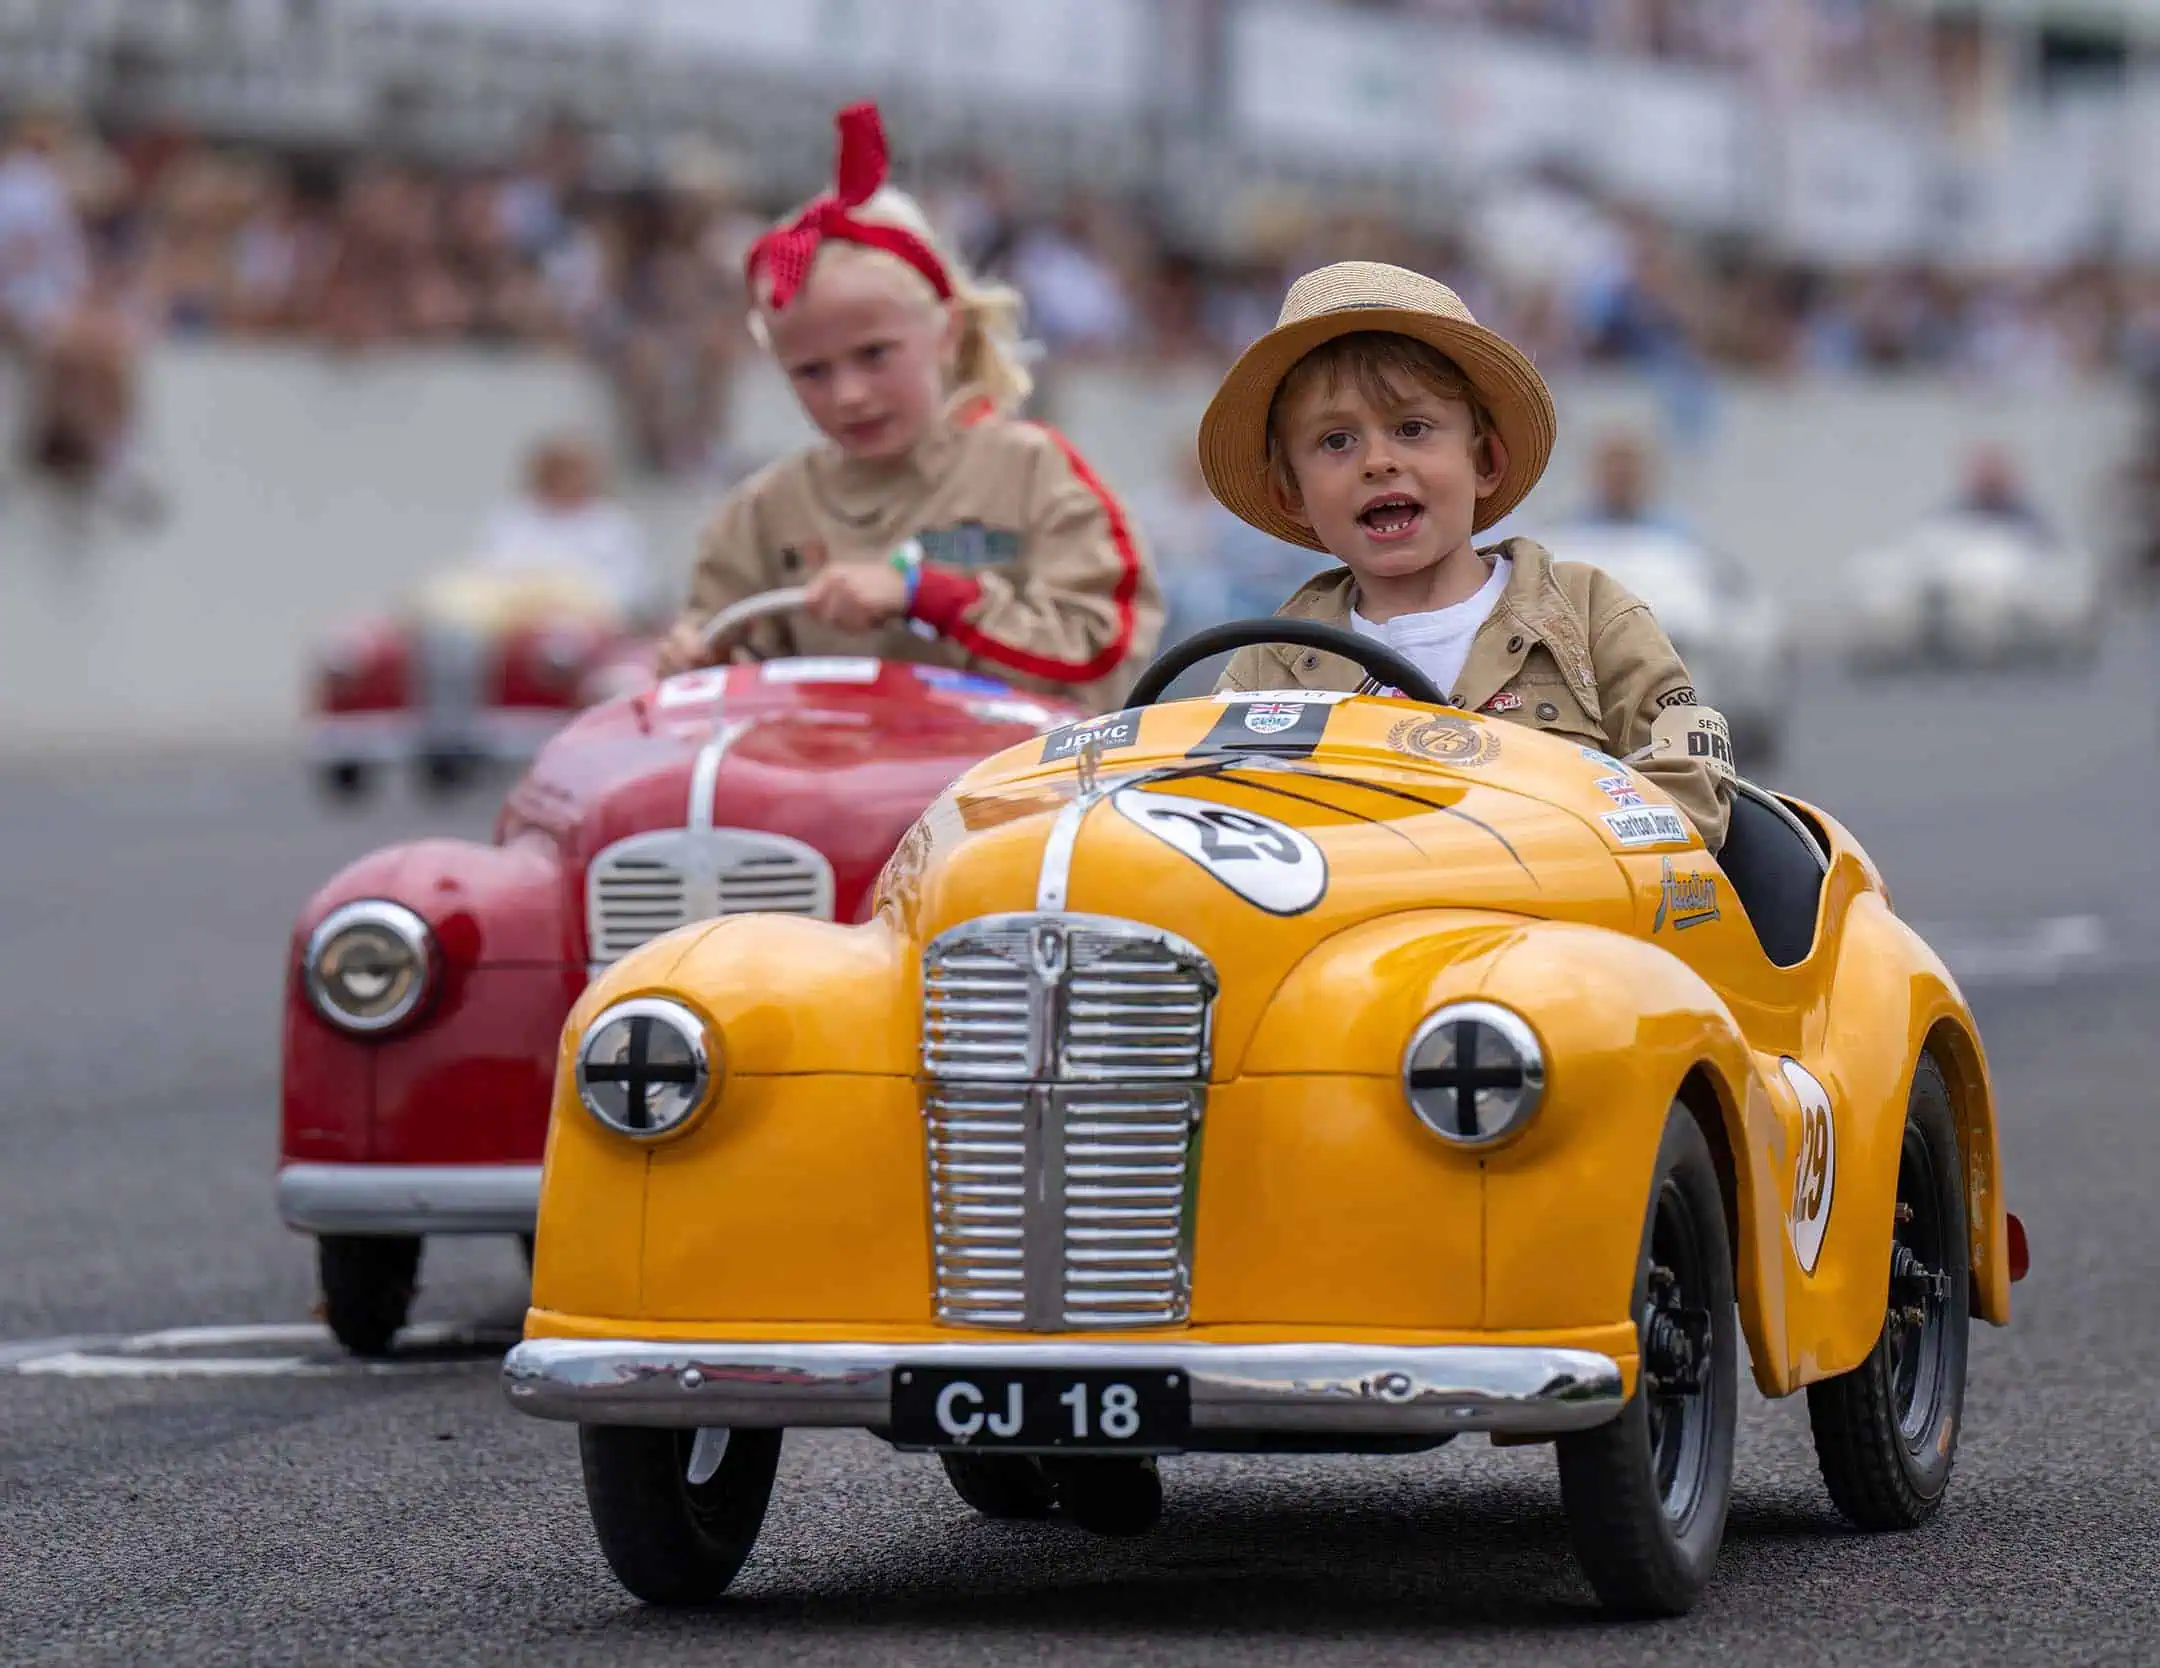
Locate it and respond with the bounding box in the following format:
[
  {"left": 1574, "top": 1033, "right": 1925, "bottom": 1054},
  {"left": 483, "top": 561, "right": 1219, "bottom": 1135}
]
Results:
[
  {"left": 1843, "top": 513, "right": 2103, "bottom": 673},
  {"left": 1539, "top": 524, "right": 1793, "bottom": 770}
]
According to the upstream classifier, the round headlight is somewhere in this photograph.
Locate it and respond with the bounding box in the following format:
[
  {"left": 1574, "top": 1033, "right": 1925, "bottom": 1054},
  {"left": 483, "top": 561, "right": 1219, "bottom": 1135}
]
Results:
[
  {"left": 575, "top": 997, "right": 713, "bottom": 1139},
  {"left": 305, "top": 900, "right": 434, "bottom": 1034},
  {"left": 1403, "top": 1001, "right": 1546, "bottom": 1146}
]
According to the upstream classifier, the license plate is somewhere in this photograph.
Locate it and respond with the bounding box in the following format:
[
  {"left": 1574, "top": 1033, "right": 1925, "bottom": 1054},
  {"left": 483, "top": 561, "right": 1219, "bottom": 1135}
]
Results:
[{"left": 890, "top": 1366, "right": 1190, "bottom": 1453}]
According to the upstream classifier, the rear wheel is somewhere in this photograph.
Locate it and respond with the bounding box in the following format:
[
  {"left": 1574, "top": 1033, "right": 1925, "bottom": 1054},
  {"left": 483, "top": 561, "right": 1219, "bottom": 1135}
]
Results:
[
  {"left": 579, "top": 1426, "right": 783, "bottom": 1606},
  {"left": 938, "top": 1452, "right": 1056, "bottom": 1520},
  {"left": 414, "top": 751, "right": 479, "bottom": 797},
  {"left": 1807, "top": 1056, "right": 1970, "bottom": 1529},
  {"left": 1042, "top": 1455, "right": 1163, "bottom": 1536},
  {"left": 317, "top": 761, "right": 373, "bottom": 802},
  {"left": 317, "top": 1234, "right": 421, "bottom": 1358},
  {"left": 1556, "top": 1104, "right": 1738, "bottom": 1617}
]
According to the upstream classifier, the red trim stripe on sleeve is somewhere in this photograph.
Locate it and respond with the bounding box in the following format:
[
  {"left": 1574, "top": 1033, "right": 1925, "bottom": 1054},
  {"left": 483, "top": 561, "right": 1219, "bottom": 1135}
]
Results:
[
  {"left": 908, "top": 564, "right": 983, "bottom": 632},
  {"left": 932, "top": 424, "right": 1141, "bottom": 685}
]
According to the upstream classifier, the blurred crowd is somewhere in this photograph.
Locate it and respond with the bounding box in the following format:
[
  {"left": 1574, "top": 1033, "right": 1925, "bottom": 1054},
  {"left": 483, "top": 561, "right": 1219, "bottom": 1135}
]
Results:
[
  {"left": 5, "top": 82, "right": 2160, "bottom": 506},
  {"left": 1363, "top": 0, "right": 1951, "bottom": 86}
]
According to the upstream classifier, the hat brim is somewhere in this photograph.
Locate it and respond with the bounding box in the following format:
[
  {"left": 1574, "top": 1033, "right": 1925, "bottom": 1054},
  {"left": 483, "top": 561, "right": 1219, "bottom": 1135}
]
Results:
[{"left": 1197, "top": 306, "right": 1557, "bottom": 552}]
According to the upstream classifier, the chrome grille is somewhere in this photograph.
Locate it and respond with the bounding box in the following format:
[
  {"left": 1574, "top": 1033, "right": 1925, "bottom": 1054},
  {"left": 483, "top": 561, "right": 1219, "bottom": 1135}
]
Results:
[
  {"left": 924, "top": 1085, "right": 1031, "bottom": 1328},
  {"left": 585, "top": 828, "right": 835, "bottom": 969},
  {"left": 1059, "top": 1085, "right": 1196, "bottom": 1327},
  {"left": 922, "top": 918, "right": 1213, "bottom": 1082},
  {"left": 1065, "top": 958, "right": 1211, "bottom": 1079},
  {"left": 919, "top": 914, "right": 1216, "bottom": 1331}
]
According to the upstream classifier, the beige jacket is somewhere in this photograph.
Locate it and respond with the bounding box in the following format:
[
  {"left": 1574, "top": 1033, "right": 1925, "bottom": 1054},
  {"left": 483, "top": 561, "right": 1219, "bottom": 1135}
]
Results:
[
  {"left": 679, "top": 404, "right": 1163, "bottom": 711},
  {"left": 1216, "top": 538, "right": 1730, "bottom": 849}
]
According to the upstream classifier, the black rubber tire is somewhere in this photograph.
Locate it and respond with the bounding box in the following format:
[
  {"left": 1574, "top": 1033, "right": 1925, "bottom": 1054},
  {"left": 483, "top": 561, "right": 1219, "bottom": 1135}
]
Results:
[
  {"left": 414, "top": 752, "right": 478, "bottom": 797},
  {"left": 317, "top": 761, "right": 373, "bottom": 802},
  {"left": 1556, "top": 1104, "right": 1738, "bottom": 1618},
  {"left": 1806, "top": 1055, "right": 1970, "bottom": 1530},
  {"left": 517, "top": 1233, "right": 535, "bottom": 1270},
  {"left": 579, "top": 1426, "right": 783, "bottom": 1606},
  {"left": 1043, "top": 1455, "right": 1164, "bottom": 1536},
  {"left": 938, "top": 1452, "right": 1057, "bottom": 1520},
  {"left": 317, "top": 1234, "right": 421, "bottom": 1358}
]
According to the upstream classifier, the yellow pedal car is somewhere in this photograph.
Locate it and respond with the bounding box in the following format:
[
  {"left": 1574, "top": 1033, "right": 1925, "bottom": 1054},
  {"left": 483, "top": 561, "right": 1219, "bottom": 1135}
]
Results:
[{"left": 501, "top": 621, "right": 2025, "bottom": 1618}]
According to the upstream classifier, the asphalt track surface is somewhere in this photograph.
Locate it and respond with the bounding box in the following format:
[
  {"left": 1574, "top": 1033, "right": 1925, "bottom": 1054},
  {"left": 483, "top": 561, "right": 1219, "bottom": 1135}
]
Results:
[{"left": 4, "top": 637, "right": 2158, "bottom": 1666}]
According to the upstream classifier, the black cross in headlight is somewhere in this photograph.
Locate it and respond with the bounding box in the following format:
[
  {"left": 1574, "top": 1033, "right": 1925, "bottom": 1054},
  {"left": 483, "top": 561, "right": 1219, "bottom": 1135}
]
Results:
[
  {"left": 584, "top": 1016, "right": 698, "bottom": 1130},
  {"left": 1410, "top": 1022, "right": 1525, "bottom": 1138}
]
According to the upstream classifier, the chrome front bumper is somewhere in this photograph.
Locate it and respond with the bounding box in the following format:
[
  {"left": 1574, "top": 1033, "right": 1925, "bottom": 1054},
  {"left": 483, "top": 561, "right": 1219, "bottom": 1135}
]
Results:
[
  {"left": 276, "top": 1162, "right": 539, "bottom": 1235},
  {"left": 499, "top": 1339, "right": 1626, "bottom": 1440}
]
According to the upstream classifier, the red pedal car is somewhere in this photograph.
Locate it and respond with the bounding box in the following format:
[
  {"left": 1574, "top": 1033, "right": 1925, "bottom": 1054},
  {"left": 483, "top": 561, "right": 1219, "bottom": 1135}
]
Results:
[
  {"left": 309, "top": 566, "right": 655, "bottom": 801},
  {"left": 278, "top": 599, "right": 1083, "bottom": 1353}
]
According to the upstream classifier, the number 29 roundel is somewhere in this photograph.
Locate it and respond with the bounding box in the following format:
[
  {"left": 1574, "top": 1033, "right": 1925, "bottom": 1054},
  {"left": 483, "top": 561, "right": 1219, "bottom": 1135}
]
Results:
[{"left": 1109, "top": 787, "right": 1327, "bottom": 915}]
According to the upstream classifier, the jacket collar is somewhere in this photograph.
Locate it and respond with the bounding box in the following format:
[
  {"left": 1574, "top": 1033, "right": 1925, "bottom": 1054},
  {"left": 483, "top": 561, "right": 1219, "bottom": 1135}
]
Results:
[{"left": 1249, "top": 538, "right": 1593, "bottom": 709}]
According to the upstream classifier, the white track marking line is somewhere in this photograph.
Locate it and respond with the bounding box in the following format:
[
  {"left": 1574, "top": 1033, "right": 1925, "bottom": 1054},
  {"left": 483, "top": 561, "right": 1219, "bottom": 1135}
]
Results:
[
  {"left": 1913, "top": 913, "right": 2113, "bottom": 988},
  {"left": 0, "top": 1320, "right": 518, "bottom": 1380}
]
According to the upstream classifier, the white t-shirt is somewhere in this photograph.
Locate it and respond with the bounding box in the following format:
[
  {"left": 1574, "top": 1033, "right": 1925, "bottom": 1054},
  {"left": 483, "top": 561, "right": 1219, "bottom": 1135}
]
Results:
[
  {"left": 478, "top": 498, "right": 655, "bottom": 615},
  {"left": 0, "top": 153, "right": 87, "bottom": 339},
  {"left": 1351, "top": 554, "right": 1511, "bottom": 700}
]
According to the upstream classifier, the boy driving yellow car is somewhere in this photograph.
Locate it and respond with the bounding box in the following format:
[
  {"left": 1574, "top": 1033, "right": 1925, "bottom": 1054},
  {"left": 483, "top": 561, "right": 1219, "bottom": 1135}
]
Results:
[{"left": 1199, "top": 261, "right": 1730, "bottom": 850}]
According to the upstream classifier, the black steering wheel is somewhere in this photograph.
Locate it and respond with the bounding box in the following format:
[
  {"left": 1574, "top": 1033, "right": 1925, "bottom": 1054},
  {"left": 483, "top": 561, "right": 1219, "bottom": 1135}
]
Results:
[{"left": 1125, "top": 619, "right": 1448, "bottom": 708}]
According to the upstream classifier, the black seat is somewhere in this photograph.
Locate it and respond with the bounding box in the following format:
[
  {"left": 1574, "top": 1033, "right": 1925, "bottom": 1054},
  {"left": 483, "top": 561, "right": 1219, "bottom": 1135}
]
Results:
[{"left": 1717, "top": 781, "right": 1828, "bottom": 968}]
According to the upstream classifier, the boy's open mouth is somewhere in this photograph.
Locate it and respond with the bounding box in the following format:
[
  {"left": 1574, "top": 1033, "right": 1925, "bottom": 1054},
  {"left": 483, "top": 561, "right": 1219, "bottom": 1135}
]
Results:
[{"left": 1357, "top": 494, "right": 1425, "bottom": 540}]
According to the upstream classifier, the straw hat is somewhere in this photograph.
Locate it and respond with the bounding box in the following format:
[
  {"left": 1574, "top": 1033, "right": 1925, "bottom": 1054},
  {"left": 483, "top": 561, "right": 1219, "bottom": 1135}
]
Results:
[{"left": 1197, "top": 261, "right": 1556, "bottom": 551}]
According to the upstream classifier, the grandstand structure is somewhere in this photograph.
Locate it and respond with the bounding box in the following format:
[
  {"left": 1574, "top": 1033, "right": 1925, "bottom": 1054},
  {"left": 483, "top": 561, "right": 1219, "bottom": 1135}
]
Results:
[{"left": 2, "top": 0, "right": 2158, "bottom": 264}]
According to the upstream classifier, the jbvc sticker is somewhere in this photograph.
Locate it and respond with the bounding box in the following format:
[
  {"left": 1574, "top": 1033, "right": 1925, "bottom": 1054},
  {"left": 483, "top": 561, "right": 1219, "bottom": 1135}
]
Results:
[
  {"left": 1781, "top": 1058, "right": 1837, "bottom": 1273},
  {"left": 1041, "top": 711, "right": 1139, "bottom": 764},
  {"left": 1109, "top": 787, "right": 1327, "bottom": 915}
]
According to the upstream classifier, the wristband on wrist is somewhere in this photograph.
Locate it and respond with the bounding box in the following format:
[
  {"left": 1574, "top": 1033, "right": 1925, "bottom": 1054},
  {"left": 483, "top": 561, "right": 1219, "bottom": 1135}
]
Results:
[{"left": 887, "top": 537, "right": 925, "bottom": 614}]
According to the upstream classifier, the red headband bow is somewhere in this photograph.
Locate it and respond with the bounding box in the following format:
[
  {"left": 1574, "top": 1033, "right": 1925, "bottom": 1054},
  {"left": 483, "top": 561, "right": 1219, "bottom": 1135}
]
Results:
[{"left": 745, "top": 102, "right": 954, "bottom": 311}]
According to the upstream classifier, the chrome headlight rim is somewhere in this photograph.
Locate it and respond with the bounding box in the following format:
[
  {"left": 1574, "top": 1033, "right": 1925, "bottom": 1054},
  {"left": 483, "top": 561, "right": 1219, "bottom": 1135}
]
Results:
[
  {"left": 574, "top": 996, "right": 716, "bottom": 1141},
  {"left": 303, "top": 899, "right": 435, "bottom": 1036},
  {"left": 1402, "top": 1000, "right": 1547, "bottom": 1148}
]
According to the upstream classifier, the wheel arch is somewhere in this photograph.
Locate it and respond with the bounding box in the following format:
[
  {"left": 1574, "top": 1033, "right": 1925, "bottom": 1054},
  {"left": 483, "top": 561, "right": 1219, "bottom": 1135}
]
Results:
[
  {"left": 1919, "top": 1014, "right": 2012, "bottom": 1325},
  {"left": 1676, "top": 1058, "right": 1796, "bottom": 1397}
]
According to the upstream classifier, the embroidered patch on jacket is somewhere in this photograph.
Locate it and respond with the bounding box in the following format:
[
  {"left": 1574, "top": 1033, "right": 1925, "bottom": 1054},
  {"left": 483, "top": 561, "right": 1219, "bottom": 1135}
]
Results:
[
  {"left": 1480, "top": 691, "right": 1524, "bottom": 713},
  {"left": 917, "top": 521, "right": 1023, "bottom": 569}
]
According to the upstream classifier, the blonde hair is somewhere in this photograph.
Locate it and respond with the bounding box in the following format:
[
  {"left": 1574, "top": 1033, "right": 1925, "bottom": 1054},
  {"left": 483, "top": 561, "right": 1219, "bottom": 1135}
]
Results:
[
  {"left": 748, "top": 185, "right": 1033, "bottom": 414},
  {"left": 1266, "top": 330, "right": 1496, "bottom": 503}
]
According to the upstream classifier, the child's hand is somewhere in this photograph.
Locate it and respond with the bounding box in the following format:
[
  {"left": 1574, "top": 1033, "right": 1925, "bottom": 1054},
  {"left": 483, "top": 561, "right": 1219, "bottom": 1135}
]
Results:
[
  {"left": 651, "top": 621, "right": 710, "bottom": 678},
  {"left": 803, "top": 563, "right": 909, "bottom": 635}
]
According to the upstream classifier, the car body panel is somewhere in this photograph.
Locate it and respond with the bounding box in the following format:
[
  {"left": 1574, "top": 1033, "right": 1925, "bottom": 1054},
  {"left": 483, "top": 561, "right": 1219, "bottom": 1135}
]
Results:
[
  {"left": 279, "top": 661, "right": 1081, "bottom": 1230},
  {"left": 1846, "top": 514, "right": 2103, "bottom": 668},
  {"left": 522, "top": 688, "right": 2011, "bottom": 1416},
  {"left": 309, "top": 566, "right": 654, "bottom": 776}
]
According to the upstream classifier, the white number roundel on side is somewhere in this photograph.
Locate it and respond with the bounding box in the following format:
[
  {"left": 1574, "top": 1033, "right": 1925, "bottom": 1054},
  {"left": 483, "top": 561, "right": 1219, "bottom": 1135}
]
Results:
[
  {"left": 1781, "top": 1057, "right": 1838, "bottom": 1274},
  {"left": 1109, "top": 788, "right": 1327, "bottom": 915}
]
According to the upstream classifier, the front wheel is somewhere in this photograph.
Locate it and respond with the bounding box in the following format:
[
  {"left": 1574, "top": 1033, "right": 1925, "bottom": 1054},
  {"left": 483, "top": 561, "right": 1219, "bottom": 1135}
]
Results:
[
  {"left": 316, "top": 760, "right": 374, "bottom": 802},
  {"left": 1806, "top": 1055, "right": 1970, "bottom": 1529},
  {"left": 1556, "top": 1104, "right": 1738, "bottom": 1617},
  {"left": 317, "top": 1234, "right": 421, "bottom": 1357},
  {"left": 579, "top": 1426, "right": 783, "bottom": 1606}
]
